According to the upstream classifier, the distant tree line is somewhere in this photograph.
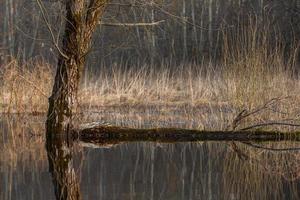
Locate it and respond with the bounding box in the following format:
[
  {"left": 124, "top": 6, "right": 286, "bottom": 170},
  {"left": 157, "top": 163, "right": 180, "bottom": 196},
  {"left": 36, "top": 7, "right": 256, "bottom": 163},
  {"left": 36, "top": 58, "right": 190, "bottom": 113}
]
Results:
[{"left": 0, "top": 0, "right": 299, "bottom": 68}]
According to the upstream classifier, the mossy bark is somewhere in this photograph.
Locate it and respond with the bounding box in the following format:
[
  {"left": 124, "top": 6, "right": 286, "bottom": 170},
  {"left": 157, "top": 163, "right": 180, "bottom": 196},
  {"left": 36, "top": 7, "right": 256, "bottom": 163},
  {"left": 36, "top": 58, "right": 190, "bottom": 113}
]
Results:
[{"left": 46, "top": 0, "right": 108, "bottom": 135}]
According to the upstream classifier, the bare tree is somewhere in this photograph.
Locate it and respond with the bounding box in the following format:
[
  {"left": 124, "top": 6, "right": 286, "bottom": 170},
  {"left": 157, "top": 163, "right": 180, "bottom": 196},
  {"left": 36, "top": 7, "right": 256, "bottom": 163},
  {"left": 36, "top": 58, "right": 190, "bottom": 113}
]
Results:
[
  {"left": 44, "top": 0, "right": 165, "bottom": 135},
  {"left": 46, "top": 0, "right": 109, "bottom": 135}
]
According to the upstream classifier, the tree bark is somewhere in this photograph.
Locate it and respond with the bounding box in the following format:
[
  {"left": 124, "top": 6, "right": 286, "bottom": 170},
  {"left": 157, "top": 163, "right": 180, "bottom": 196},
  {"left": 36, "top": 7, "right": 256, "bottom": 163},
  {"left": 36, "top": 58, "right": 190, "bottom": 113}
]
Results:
[{"left": 46, "top": 0, "right": 108, "bottom": 135}]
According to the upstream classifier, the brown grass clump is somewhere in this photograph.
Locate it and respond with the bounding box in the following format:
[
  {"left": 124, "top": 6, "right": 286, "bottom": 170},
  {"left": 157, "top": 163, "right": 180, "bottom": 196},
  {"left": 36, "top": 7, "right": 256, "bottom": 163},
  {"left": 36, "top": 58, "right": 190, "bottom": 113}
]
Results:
[
  {"left": 0, "top": 59, "right": 53, "bottom": 113},
  {"left": 222, "top": 17, "right": 300, "bottom": 109}
]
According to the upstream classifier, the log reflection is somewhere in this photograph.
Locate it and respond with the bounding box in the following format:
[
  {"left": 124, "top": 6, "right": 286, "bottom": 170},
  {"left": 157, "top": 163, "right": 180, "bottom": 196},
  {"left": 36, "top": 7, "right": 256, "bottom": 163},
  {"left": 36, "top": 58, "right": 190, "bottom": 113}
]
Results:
[{"left": 46, "top": 136, "right": 81, "bottom": 200}]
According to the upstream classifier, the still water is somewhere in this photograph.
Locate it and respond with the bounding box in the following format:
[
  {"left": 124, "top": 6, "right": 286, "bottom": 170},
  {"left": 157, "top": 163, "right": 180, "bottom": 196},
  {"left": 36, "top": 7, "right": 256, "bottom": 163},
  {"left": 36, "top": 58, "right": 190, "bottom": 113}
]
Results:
[{"left": 1, "top": 116, "right": 300, "bottom": 200}]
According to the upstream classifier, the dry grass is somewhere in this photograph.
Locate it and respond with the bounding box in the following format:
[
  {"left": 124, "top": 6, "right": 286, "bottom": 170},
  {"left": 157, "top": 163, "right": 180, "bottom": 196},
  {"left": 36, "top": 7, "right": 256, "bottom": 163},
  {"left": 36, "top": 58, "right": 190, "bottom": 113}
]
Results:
[
  {"left": 1, "top": 60, "right": 298, "bottom": 113},
  {"left": 0, "top": 59, "right": 53, "bottom": 113},
  {"left": 1, "top": 18, "right": 300, "bottom": 131},
  {"left": 1, "top": 57, "right": 300, "bottom": 129},
  {"left": 1, "top": 59, "right": 300, "bottom": 131},
  {"left": 222, "top": 17, "right": 300, "bottom": 109}
]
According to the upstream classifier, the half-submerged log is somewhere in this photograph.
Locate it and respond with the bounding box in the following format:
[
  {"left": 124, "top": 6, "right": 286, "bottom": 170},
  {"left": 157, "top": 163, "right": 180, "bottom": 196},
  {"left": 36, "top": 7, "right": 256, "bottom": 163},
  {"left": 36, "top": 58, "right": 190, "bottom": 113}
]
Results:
[{"left": 71, "top": 124, "right": 300, "bottom": 145}]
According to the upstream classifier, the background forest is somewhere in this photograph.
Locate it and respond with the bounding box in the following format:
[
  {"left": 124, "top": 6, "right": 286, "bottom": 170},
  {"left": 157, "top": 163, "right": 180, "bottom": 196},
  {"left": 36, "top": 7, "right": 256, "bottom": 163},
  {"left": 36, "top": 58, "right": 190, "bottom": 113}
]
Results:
[
  {"left": 1, "top": 0, "right": 300, "bottom": 115},
  {"left": 1, "top": 0, "right": 300, "bottom": 66}
]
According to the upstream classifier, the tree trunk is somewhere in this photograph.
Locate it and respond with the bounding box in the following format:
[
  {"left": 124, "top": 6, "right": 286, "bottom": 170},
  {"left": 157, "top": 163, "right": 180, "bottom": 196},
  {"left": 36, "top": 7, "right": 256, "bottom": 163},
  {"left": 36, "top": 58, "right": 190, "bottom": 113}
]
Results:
[
  {"left": 182, "top": 0, "right": 187, "bottom": 60},
  {"left": 208, "top": 0, "right": 213, "bottom": 58},
  {"left": 191, "top": 0, "right": 198, "bottom": 61},
  {"left": 46, "top": 0, "right": 108, "bottom": 135},
  {"left": 150, "top": 1, "right": 156, "bottom": 65}
]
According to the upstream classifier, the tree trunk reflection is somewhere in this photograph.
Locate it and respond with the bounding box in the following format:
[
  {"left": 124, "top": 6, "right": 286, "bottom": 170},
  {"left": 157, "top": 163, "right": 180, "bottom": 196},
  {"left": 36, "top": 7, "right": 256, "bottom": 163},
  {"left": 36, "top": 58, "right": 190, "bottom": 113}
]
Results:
[{"left": 46, "top": 136, "right": 81, "bottom": 200}]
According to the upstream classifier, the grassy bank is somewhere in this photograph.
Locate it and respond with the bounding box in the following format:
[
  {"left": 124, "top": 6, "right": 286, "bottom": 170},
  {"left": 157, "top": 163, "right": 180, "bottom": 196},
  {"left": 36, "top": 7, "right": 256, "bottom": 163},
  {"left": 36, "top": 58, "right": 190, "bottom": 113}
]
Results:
[
  {"left": 1, "top": 20, "right": 300, "bottom": 131},
  {"left": 1, "top": 58, "right": 299, "bottom": 113},
  {"left": 1, "top": 58, "right": 300, "bottom": 131}
]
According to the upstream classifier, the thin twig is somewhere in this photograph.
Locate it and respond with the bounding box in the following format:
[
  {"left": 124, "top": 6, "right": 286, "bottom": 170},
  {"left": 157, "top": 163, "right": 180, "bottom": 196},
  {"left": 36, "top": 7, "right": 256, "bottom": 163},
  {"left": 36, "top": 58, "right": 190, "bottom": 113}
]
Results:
[
  {"left": 240, "top": 98, "right": 280, "bottom": 119},
  {"left": 230, "top": 98, "right": 282, "bottom": 130},
  {"left": 228, "top": 98, "right": 288, "bottom": 160},
  {"left": 35, "top": 0, "right": 69, "bottom": 59},
  {"left": 100, "top": 20, "right": 166, "bottom": 27},
  {"left": 240, "top": 122, "right": 300, "bottom": 131},
  {"left": 151, "top": 2, "right": 227, "bottom": 31},
  {"left": 17, "top": 74, "right": 48, "bottom": 98}
]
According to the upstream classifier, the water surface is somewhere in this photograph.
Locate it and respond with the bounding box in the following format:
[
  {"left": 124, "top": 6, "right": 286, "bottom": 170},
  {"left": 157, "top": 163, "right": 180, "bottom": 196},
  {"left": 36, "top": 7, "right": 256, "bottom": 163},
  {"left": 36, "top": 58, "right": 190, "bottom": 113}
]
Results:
[{"left": 1, "top": 116, "right": 300, "bottom": 200}]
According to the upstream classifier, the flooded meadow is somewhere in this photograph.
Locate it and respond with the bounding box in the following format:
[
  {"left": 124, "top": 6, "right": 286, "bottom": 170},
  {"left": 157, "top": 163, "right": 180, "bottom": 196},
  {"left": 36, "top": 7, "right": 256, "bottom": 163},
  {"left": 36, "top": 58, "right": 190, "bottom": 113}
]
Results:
[{"left": 1, "top": 113, "right": 300, "bottom": 200}]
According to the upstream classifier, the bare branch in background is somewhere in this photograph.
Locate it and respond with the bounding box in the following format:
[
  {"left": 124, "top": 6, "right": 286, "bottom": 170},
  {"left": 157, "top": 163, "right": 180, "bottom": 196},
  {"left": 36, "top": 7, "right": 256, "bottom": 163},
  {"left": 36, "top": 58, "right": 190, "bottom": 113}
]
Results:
[
  {"left": 35, "top": 0, "right": 69, "bottom": 59},
  {"left": 240, "top": 122, "right": 300, "bottom": 131},
  {"left": 99, "top": 19, "right": 165, "bottom": 27}
]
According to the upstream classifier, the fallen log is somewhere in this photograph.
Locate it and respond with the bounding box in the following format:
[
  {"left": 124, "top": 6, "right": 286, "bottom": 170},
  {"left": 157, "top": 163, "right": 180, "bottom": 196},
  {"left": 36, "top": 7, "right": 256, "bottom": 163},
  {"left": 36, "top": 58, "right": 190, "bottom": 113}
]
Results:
[{"left": 70, "top": 124, "right": 300, "bottom": 145}]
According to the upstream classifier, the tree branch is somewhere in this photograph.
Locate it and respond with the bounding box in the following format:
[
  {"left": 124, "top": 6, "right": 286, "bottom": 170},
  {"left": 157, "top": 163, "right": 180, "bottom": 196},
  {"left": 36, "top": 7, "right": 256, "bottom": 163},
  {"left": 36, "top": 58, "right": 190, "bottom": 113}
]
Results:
[
  {"left": 99, "top": 20, "right": 165, "bottom": 27},
  {"left": 240, "top": 122, "right": 300, "bottom": 131},
  {"left": 35, "top": 0, "right": 69, "bottom": 59}
]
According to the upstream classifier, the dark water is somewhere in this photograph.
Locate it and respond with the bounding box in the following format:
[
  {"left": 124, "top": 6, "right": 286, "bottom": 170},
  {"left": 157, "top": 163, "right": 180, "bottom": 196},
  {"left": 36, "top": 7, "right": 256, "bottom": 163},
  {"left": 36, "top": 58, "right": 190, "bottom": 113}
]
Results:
[{"left": 1, "top": 116, "right": 300, "bottom": 200}]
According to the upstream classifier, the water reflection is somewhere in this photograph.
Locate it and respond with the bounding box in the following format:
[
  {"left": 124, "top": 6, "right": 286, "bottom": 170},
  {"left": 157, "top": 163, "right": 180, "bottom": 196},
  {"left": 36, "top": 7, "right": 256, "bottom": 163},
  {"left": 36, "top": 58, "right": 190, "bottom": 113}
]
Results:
[
  {"left": 1, "top": 116, "right": 300, "bottom": 200},
  {"left": 46, "top": 137, "right": 81, "bottom": 200}
]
